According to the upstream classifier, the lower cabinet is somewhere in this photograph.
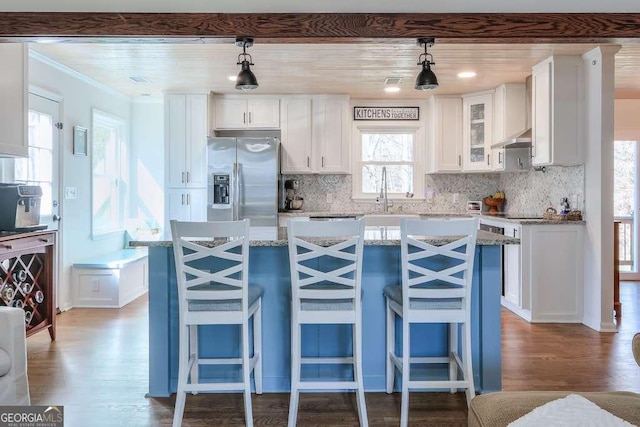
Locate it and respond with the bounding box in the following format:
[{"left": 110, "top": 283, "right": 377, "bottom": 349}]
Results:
[
  {"left": 0, "top": 231, "right": 56, "bottom": 340},
  {"left": 165, "top": 188, "right": 207, "bottom": 231}
]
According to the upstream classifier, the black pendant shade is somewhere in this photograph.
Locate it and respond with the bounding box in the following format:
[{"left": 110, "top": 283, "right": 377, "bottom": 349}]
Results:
[
  {"left": 235, "top": 37, "right": 259, "bottom": 91},
  {"left": 236, "top": 60, "right": 259, "bottom": 90},
  {"left": 414, "top": 37, "right": 439, "bottom": 91},
  {"left": 415, "top": 62, "right": 439, "bottom": 91}
]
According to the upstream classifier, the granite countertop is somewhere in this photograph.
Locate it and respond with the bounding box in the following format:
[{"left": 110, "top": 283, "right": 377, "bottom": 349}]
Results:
[
  {"left": 278, "top": 211, "right": 585, "bottom": 225},
  {"left": 130, "top": 226, "right": 519, "bottom": 248}
]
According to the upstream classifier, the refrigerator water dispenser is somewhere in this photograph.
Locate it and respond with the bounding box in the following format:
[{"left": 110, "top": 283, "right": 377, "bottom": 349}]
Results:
[{"left": 213, "top": 174, "right": 230, "bottom": 205}]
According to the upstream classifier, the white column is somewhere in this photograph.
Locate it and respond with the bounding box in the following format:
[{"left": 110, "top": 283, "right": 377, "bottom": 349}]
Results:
[{"left": 582, "top": 46, "right": 620, "bottom": 332}]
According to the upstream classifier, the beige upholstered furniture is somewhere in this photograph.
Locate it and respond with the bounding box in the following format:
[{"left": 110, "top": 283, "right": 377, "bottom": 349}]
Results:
[
  {"left": 0, "top": 307, "right": 30, "bottom": 405},
  {"left": 469, "top": 333, "right": 640, "bottom": 427}
]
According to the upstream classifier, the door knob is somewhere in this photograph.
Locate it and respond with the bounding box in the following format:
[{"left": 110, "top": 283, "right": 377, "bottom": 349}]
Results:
[{"left": 53, "top": 214, "right": 62, "bottom": 222}]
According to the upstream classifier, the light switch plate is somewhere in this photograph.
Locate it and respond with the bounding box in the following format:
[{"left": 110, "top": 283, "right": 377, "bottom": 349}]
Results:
[{"left": 65, "top": 187, "right": 77, "bottom": 199}]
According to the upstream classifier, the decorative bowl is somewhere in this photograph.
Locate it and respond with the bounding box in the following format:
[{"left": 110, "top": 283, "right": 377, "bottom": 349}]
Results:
[{"left": 483, "top": 197, "right": 505, "bottom": 214}]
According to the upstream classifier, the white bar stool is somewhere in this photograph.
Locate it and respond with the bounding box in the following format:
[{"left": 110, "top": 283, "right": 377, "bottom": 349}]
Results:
[
  {"left": 287, "top": 218, "right": 368, "bottom": 427},
  {"left": 384, "top": 218, "right": 478, "bottom": 427},
  {"left": 170, "top": 219, "right": 263, "bottom": 427}
]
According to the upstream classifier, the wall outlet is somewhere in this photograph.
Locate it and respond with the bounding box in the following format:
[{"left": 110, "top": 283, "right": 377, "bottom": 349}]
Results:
[
  {"left": 326, "top": 193, "right": 333, "bottom": 204},
  {"left": 452, "top": 193, "right": 460, "bottom": 204}
]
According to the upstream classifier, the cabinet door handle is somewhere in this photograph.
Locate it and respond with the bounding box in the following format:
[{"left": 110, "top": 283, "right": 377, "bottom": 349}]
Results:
[
  {"left": 187, "top": 193, "right": 191, "bottom": 205},
  {"left": 181, "top": 194, "right": 185, "bottom": 205},
  {"left": 182, "top": 171, "right": 185, "bottom": 184},
  {"left": 0, "top": 244, "right": 13, "bottom": 249},
  {"left": 499, "top": 151, "right": 503, "bottom": 164},
  {"left": 513, "top": 229, "right": 517, "bottom": 238},
  {"left": 249, "top": 112, "right": 252, "bottom": 124},
  {"left": 487, "top": 154, "right": 490, "bottom": 166},
  {"left": 458, "top": 155, "right": 461, "bottom": 167},
  {"left": 321, "top": 156, "right": 325, "bottom": 167},
  {"left": 307, "top": 156, "right": 310, "bottom": 168},
  {"left": 243, "top": 112, "right": 246, "bottom": 124},
  {"left": 531, "top": 145, "right": 536, "bottom": 158},
  {"left": 186, "top": 171, "right": 190, "bottom": 183},
  {"left": 39, "top": 238, "right": 50, "bottom": 243}
]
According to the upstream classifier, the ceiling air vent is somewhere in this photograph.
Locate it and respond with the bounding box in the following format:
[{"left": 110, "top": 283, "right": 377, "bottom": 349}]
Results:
[
  {"left": 384, "top": 77, "right": 402, "bottom": 85},
  {"left": 129, "top": 76, "right": 151, "bottom": 83}
]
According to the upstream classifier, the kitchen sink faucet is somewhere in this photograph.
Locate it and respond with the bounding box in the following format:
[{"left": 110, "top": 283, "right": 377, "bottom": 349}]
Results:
[{"left": 377, "top": 166, "right": 393, "bottom": 212}]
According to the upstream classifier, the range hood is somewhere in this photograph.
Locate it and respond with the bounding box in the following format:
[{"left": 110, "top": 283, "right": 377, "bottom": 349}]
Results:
[
  {"left": 491, "top": 75, "right": 532, "bottom": 150},
  {"left": 491, "top": 128, "right": 531, "bottom": 149}
]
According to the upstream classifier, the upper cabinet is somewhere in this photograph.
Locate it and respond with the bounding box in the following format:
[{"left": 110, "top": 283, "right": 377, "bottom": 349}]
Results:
[
  {"left": 532, "top": 56, "right": 583, "bottom": 166},
  {"left": 462, "top": 90, "right": 494, "bottom": 172},
  {"left": 426, "top": 96, "right": 463, "bottom": 173},
  {"left": 280, "top": 97, "right": 313, "bottom": 173},
  {"left": 492, "top": 84, "right": 525, "bottom": 171},
  {"left": 0, "top": 44, "right": 28, "bottom": 157},
  {"left": 281, "top": 95, "right": 349, "bottom": 174},
  {"left": 311, "top": 96, "right": 349, "bottom": 174},
  {"left": 165, "top": 94, "right": 208, "bottom": 189},
  {"left": 213, "top": 97, "right": 280, "bottom": 130}
]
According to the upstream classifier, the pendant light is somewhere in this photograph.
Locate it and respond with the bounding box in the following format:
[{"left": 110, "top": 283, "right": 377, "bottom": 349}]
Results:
[
  {"left": 235, "top": 37, "right": 259, "bottom": 90},
  {"left": 414, "top": 37, "right": 439, "bottom": 91}
]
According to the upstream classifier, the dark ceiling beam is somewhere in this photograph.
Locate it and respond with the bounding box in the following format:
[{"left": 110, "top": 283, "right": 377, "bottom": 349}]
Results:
[{"left": 0, "top": 13, "right": 639, "bottom": 42}]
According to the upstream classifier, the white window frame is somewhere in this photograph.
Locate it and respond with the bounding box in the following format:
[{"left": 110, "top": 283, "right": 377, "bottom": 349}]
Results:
[
  {"left": 91, "top": 109, "right": 128, "bottom": 238},
  {"left": 352, "top": 123, "right": 425, "bottom": 201}
]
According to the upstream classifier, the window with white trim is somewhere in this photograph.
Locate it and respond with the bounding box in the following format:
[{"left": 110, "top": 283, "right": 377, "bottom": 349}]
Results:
[
  {"left": 92, "top": 110, "right": 127, "bottom": 236},
  {"left": 353, "top": 127, "right": 423, "bottom": 200}
]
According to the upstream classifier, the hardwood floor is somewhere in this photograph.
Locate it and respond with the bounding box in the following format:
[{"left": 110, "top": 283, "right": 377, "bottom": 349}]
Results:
[{"left": 26, "top": 283, "right": 640, "bottom": 426}]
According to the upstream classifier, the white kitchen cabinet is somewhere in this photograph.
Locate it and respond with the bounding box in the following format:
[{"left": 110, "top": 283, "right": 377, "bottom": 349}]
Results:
[
  {"left": 531, "top": 56, "right": 583, "bottom": 166},
  {"left": 281, "top": 96, "right": 349, "bottom": 174},
  {"left": 502, "top": 223, "right": 522, "bottom": 311},
  {"left": 426, "top": 96, "right": 463, "bottom": 173},
  {"left": 311, "top": 96, "right": 349, "bottom": 173},
  {"left": 213, "top": 97, "right": 280, "bottom": 129},
  {"left": 280, "top": 97, "right": 313, "bottom": 173},
  {"left": 166, "top": 188, "right": 207, "bottom": 226},
  {"left": 462, "top": 90, "right": 494, "bottom": 172},
  {"left": 0, "top": 44, "right": 28, "bottom": 157},
  {"left": 492, "top": 83, "right": 526, "bottom": 171},
  {"left": 165, "top": 94, "right": 208, "bottom": 188}
]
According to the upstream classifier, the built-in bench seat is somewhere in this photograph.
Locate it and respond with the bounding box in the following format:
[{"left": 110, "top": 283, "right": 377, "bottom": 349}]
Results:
[{"left": 72, "top": 248, "right": 148, "bottom": 308}]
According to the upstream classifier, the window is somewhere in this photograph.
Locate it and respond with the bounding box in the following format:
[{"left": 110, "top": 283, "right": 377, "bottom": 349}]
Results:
[
  {"left": 92, "top": 110, "right": 127, "bottom": 236},
  {"left": 15, "top": 110, "right": 54, "bottom": 216},
  {"left": 353, "top": 128, "right": 423, "bottom": 200}
]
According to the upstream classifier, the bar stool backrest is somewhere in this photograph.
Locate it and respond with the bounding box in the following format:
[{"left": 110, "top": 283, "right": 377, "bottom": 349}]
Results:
[
  {"left": 400, "top": 218, "right": 478, "bottom": 316},
  {"left": 287, "top": 219, "right": 365, "bottom": 316},
  {"left": 170, "top": 219, "right": 251, "bottom": 319}
]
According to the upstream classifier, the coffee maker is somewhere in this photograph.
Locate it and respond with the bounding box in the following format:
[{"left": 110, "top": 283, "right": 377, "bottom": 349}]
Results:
[
  {"left": 284, "top": 179, "right": 304, "bottom": 211},
  {"left": 0, "top": 184, "right": 47, "bottom": 232}
]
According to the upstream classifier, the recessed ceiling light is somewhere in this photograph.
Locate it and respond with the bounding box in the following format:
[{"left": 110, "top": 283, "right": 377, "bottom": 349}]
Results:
[
  {"left": 457, "top": 71, "right": 477, "bottom": 79},
  {"left": 384, "top": 86, "right": 401, "bottom": 93},
  {"left": 227, "top": 75, "right": 237, "bottom": 81}
]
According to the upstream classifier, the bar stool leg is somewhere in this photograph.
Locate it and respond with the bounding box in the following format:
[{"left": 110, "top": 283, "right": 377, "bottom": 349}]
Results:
[
  {"left": 462, "top": 319, "right": 475, "bottom": 407},
  {"left": 172, "top": 324, "right": 189, "bottom": 427},
  {"left": 386, "top": 302, "right": 395, "bottom": 394},
  {"left": 242, "top": 321, "right": 254, "bottom": 427},
  {"left": 288, "top": 322, "right": 301, "bottom": 427},
  {"left": 254, "top": 300, "right": 263, "bottom": 394},
  {"left": 189, "top": 325, "right": 199, "bottom": 394},
  {"left": 400, "top": 320, "right": 410, "bottom": 427},
  {"left": 353, "top": 322, "right": 368, "bottom": 426},
  {"left": 449, "top": 323, "right": 458, "bottom": 394}
]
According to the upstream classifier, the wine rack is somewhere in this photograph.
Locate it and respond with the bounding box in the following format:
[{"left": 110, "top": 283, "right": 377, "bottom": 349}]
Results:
[{"left": 0, "top": 231, "right": 56, "bottom": 340}]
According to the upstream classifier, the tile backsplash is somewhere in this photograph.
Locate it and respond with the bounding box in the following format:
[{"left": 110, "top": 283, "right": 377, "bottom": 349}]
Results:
[{"left": 284, "top": 164, "right": 584, "bottom": 216}]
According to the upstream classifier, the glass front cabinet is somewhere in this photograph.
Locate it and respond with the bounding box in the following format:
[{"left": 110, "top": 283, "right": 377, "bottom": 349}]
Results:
[{"left": 462, "top": 91, "right": 494, "bottom": 171}]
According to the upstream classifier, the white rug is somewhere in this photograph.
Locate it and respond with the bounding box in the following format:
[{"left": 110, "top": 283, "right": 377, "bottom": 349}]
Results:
[{"left": 508, "top": 394, "right": 636, "bottom": 427}]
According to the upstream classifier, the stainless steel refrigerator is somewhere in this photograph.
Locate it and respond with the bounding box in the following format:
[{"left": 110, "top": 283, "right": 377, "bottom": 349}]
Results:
[{"left": 207, "top": 137, "right": 279, "bottom": 226}]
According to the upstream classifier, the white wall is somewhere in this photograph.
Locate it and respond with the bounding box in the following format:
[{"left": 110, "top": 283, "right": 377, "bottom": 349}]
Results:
[
  {"left": 29, "top": 53, "right": 133, "bottom": 310},
  {"left": 130, "top": 100, "right": 164, "bottom": 231}
]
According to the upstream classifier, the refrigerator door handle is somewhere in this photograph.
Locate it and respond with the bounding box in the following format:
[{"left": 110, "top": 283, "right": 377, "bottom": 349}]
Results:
[
  {"left": 232, "top": 162, "right": 237, "bottom": 221},
  {"left": 236, "top": 162, "right": 243, "bottom": 221}
]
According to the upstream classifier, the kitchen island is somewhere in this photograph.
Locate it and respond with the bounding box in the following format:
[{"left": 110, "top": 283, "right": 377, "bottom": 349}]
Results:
[{"left": 132, "top": 226, "right": 518, "bottom": 397}]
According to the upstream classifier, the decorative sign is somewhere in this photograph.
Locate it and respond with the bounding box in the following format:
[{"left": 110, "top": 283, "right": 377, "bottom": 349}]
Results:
[{"left": 353, "top": 106, "right": 419, "bottom": 121}]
